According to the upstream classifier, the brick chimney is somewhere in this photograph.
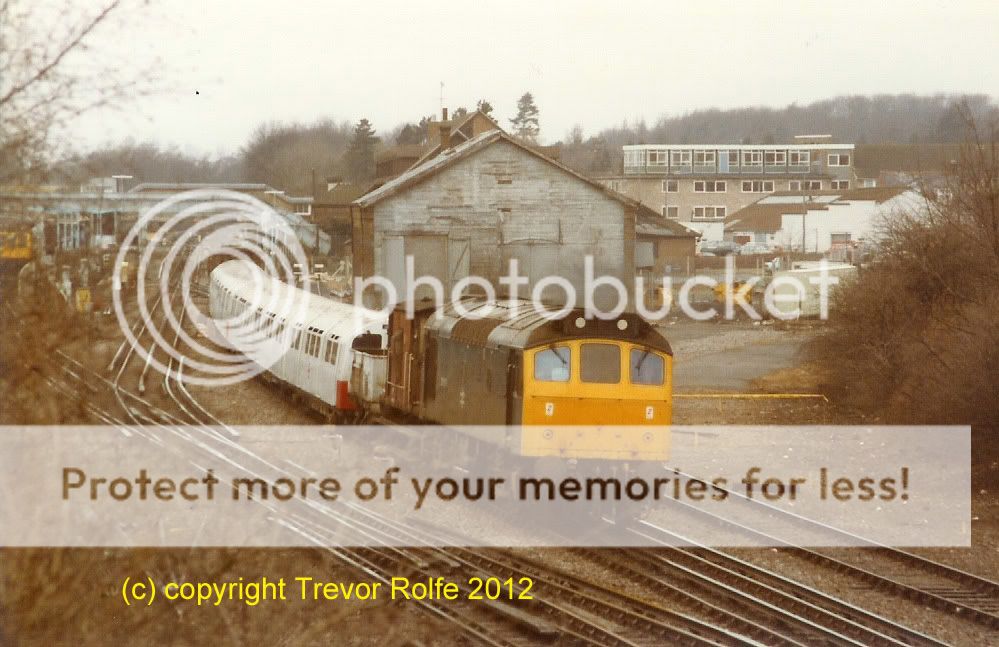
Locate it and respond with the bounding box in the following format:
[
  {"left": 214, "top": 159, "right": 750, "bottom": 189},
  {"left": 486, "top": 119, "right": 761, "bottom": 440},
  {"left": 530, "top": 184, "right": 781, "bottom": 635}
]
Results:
[{"left": 439, "top": 107, "right": 452, "bottom": 152}]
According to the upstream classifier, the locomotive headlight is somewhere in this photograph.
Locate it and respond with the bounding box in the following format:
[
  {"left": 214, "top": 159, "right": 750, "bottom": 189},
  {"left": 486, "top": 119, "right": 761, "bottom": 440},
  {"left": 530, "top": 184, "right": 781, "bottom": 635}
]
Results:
[
  {"left": 574, "top": 317, "right": 586, "bottom": 329},
  {"left": 617, "top": 319, "right": 628, "bottom": 331}
]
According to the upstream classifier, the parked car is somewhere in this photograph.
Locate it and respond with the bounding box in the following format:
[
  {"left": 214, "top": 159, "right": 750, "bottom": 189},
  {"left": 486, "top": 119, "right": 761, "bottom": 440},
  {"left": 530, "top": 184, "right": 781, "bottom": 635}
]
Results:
[
  {"left": 699, "top": 241, "right": 741, "bottom": 256},
  {"left": 738, "top": 242, "right": 774, "bottom": 255}
]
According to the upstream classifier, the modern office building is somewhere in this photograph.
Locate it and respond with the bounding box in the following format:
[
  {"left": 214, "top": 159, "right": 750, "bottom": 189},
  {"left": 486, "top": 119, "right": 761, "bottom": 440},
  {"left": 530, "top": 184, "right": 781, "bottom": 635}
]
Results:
[{"left": 596, "top": 136, "right": 857, "bottom": 242}]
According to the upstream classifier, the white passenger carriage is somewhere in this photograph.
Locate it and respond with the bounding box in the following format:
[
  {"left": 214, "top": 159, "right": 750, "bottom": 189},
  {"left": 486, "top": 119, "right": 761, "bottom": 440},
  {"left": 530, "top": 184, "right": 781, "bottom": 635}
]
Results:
[{"left": 209, "top": 260, "right": 387, "bottom": 421}]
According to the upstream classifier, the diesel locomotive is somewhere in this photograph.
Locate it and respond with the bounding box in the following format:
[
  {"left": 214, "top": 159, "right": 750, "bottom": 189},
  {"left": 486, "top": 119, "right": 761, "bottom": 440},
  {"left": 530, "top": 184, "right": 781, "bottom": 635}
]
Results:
[{"left": 209, "top": 260, "right": 673, "bottom": 461}]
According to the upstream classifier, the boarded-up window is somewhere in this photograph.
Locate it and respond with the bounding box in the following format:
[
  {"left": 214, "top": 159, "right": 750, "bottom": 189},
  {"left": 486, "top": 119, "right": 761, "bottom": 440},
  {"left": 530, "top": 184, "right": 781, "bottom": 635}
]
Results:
[
  {"left": 635, "top": 241, "right": 655, "bottom": 269},
  {"left": 448, "top": 238, "right": 470, "bottom": 292},
  {"left": 385, "top": 235, "right": 455, "bottom": 303}
]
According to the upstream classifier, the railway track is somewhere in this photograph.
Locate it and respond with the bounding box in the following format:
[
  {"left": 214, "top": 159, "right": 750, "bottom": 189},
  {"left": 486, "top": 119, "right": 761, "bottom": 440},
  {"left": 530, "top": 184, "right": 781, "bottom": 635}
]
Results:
[
  {"left": 292, "top": 505, "right": 761, "bottom": 646},
  {"left": 8, "top": 257, "right": 995, "bottom": 645},
  {"left": 407, "top": 517, "right": 907, "bottom": 647},
  {"left": 622, "top": 524, "right": 945, "bottom": 646},
  {"left": 20, "top": 304, "right": 750, "bottom": 644},
  {"left": 10, "top": 312, "right": 990, "bottom": 646},
  {"left": 659, "top": 475, "right": 999, "bottom": 634}
]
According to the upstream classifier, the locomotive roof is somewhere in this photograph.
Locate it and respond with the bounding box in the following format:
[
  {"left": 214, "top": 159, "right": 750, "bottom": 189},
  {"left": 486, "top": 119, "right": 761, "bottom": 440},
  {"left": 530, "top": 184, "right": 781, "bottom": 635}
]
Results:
[
  {"left": 211, "top": 260, "right": 386, "bottom": 337},
  {"left": 424, "top": 298, "right": 673, "bottom": 355}
]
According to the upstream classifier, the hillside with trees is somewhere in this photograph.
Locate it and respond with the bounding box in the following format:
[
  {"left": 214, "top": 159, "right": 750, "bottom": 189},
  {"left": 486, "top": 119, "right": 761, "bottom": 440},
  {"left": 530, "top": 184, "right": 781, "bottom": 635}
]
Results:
[
  {"left": 558, "top": 93, "right": 998, "bottom": 174},
  {"left": 44, "top": 92, "right": 999, "bottom": 194}
]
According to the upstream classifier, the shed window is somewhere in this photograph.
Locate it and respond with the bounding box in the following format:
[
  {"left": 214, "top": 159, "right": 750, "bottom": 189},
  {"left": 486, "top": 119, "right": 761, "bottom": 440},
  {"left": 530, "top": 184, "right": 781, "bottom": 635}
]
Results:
[
  {"left": 534, "top": 347, "right": 571, "bottom": 382},
  {"left": 630, "top": 349, "right": 665, "bottom": 385},
  {"left": 580, "top": 343, "right": 621, "bottom": 384}
]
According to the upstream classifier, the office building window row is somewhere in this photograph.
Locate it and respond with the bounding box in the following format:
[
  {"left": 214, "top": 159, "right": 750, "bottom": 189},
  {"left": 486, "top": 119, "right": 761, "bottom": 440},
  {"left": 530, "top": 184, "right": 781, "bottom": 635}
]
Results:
[
  {"left": 694, "top": 180, "right": 726, "bottom": 193},
  {"left": 742, "top": 180, "right": 775, "bottom": 193},
  {"left": 692, "top": 206, "right": 727, "bottom": 220}
]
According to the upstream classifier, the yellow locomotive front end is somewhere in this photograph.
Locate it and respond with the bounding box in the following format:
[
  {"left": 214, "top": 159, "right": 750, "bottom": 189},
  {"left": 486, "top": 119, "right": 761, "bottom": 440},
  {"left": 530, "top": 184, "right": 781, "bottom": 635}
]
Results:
[
  {"left": 520, "top": 335, "right": 672, "bottom": 461},
  {"left": 397, "top": 300, "right": 674, "bottom": 462}
]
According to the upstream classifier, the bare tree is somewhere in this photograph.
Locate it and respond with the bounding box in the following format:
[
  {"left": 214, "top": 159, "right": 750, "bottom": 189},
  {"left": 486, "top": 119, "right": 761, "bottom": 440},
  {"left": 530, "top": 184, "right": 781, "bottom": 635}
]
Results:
[
  {"left": 0, "top": 0, "right": 158, "bottom": 183},
  {"left": 240, "top": 119, "right": 354, "bottom": 194},
  {"left": 810, "top": 111, "right": 999, "bottom": 431}
]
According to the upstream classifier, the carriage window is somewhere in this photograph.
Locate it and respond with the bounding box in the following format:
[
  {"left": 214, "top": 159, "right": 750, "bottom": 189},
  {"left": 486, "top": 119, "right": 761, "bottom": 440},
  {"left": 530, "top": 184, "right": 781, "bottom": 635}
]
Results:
[
  {"left": 534, "top": 347, "right": 571, "bottom": 382},
  {"left": 630, "top": 349, "right": 665, "bottom": 385},
  {"left": 325, "top": 341, "right": 338, "bottom": 363},
  {"left": 581, "top": 343, "right": 620, "bottom": 384}
]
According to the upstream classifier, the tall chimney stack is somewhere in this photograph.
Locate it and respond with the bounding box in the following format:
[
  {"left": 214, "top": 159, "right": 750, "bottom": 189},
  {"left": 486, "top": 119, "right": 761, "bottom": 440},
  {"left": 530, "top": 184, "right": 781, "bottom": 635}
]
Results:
[{"left": 439, "top": 107, "right": 452, "bottom": 151}]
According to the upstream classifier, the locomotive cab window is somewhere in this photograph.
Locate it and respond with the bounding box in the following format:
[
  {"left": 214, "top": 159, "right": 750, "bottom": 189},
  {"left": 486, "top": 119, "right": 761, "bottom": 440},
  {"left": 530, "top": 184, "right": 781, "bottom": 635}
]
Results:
[
  {"left": 580, "top": 343, "right": 621, "bottom": 384},
  {"left": 534, "top": 346, "right": 571, "bottom": 382},
  {"left": 630, "top": 348, "right": 665, "bottom": 385}
]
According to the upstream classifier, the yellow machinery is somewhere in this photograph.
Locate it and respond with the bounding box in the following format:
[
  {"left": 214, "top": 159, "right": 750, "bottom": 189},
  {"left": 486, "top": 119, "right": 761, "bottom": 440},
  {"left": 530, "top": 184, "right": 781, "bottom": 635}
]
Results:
[
  {"left": 713, "top": 280, "right": 754, "bottom": 306},
  {"left": 0, "top": 229, "right": 33, "bottom": 264}
]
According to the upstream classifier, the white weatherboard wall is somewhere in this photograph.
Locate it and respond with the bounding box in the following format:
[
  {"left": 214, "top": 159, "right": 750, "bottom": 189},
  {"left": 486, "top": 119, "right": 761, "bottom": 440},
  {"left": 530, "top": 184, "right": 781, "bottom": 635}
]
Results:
[{"left": 371, "top": 139, "right": 634, "bottom": 310}]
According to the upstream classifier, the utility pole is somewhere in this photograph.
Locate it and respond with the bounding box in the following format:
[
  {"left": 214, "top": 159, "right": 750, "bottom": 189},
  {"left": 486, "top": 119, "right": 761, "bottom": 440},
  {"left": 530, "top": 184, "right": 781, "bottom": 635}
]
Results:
[{"left": 802, "top": 187, "right": 813, "bottom": 254}]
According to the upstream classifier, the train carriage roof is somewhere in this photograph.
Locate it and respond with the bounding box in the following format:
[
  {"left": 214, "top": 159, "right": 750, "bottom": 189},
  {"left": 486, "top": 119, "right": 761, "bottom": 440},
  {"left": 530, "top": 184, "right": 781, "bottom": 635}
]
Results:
[
  {"left": 211, "top": 260, "right": 386, "bottom": 337},
  {"left": 424, "top": 298, "right": 673, "bottom": 355}
]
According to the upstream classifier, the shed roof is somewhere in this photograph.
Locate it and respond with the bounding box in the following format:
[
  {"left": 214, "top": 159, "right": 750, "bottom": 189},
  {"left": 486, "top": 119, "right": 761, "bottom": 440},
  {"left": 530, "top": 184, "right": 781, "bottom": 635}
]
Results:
[
  {"left": 375, "top": 144, "right": 428, "bottom": 164},
  {"left": 354, "top": 129, "right": 698, "bottom": 239},
  {"left": 127, "top": 182, "right": 314, "bottom": 203},
  {"left": 636, "top": 212, "right": 700, "bottom": 238},
  {"left": 769, "top": 186, "right": 909, "bottom": 203},
  {"left": 725, "top": 202, "right": 826, "bottom": 233},
  {"left": 411, "top": 109, "right": 503, "bottom": 166},
  {"left": 317, "top": 179, "right": 382, "bottom": 206}
]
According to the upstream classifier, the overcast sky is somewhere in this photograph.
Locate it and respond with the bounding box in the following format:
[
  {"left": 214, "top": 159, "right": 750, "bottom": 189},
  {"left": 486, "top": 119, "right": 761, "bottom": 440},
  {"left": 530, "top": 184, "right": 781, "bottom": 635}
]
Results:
[{"left": 71, "top": 0, "right": 999, "bottom": 156}]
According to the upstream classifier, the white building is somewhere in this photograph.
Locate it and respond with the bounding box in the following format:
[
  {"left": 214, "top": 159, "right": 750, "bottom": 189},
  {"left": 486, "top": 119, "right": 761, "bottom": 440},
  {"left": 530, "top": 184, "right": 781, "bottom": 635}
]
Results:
[
  {"left": 724, "top": 187, "right": 920, "bottom": 254},
  {"left": 597, "top": 136, "right": 858, "bottom": 243}
]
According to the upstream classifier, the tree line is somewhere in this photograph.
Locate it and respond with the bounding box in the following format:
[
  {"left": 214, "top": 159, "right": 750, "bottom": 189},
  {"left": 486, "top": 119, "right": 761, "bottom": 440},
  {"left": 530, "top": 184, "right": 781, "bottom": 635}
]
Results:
[
  {"left": 808, "top": 110, "right": 998, "bottom": 469},
  {"left": 46, "top": 93, "right": 542, "bottom": 195},
  {"left": 29, "top": 92, "right": 999, "bottom": 196},
  {"left": 557, "top": 93, "right": 999, "bottom": 175}
]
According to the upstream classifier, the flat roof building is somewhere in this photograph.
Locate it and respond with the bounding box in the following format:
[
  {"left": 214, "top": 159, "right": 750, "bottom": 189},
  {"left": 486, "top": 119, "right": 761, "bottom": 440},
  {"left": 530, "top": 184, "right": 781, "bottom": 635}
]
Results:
[{"left": 598, "top": 141, "right": 858, "bottom": 244}]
